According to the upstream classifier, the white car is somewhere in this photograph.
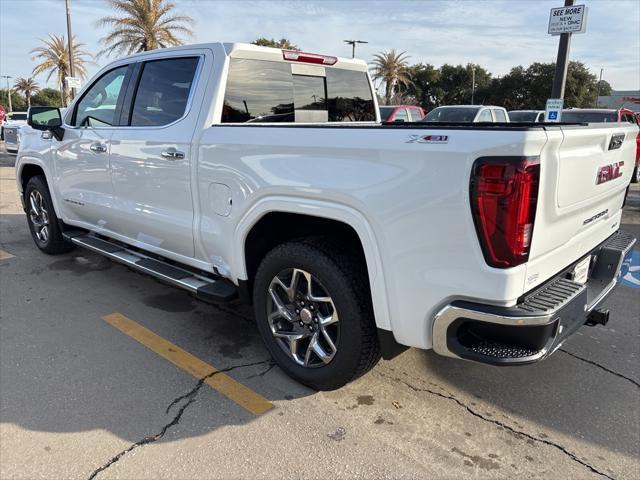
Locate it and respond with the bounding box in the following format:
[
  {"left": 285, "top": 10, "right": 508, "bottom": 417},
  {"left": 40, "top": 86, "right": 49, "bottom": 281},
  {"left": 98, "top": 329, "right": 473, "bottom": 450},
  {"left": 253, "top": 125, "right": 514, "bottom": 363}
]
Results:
[
  {"left": 422, "top": 105, "right": 510, "bottom": 122},
  {"left": 16, "top": 42, "right": 638, "bottom": 390},
  {"left": 2, "top": 111, "right": 28, "bottom": 153}
]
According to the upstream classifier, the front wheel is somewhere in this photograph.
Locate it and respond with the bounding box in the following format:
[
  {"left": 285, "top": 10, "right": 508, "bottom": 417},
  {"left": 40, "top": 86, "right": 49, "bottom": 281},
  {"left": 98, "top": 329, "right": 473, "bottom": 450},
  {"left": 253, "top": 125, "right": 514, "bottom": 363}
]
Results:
[
  {"left": 25, "top": 175, "right": 74, "bottom": 254},
  {"left": 253, "top": 238, "right": 380, "bottom": 390}
]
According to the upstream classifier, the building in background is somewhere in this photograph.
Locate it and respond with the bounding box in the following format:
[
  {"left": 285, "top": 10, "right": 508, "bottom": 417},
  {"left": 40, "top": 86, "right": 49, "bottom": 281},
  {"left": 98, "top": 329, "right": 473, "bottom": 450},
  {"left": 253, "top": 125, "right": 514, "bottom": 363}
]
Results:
[{"left": 597, "top": 90, "right": 640, "bottom": 111}]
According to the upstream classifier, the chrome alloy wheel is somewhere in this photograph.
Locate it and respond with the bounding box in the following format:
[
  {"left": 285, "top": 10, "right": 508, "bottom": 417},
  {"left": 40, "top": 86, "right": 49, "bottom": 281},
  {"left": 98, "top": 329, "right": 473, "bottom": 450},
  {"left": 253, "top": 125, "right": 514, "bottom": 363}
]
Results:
[
  {"left": 267, "top": 268, "right": 339, "bottom": 368},
  {"left": 29, "top": 190, "right": 50, "bottom": 243}
]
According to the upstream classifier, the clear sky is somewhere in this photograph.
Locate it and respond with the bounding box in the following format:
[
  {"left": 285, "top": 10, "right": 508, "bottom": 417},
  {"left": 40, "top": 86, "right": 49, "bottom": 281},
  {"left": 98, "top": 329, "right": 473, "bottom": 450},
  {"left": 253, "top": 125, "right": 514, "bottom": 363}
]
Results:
[{"left": 1, "top": 0, "right": 638, "bottom": 91}]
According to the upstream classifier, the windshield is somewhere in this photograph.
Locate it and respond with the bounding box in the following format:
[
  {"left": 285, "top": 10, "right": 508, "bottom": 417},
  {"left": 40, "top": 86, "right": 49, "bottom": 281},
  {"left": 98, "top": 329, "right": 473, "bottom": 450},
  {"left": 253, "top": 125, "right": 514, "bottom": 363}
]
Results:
[
  {"left": 8, "top": 113, "right": 27, "bottom": 121},
  {"left": 561, "top": 111, "right": 618, "bottom": 123},
  {"left": 379, "top": 107, "right": 394, "bottom": 121},
  {"left": 422, "top": 107, "right": 479, "bottom": 122},
  {"left": 509, "top": 111, "right": 539, "bottom": 122}
]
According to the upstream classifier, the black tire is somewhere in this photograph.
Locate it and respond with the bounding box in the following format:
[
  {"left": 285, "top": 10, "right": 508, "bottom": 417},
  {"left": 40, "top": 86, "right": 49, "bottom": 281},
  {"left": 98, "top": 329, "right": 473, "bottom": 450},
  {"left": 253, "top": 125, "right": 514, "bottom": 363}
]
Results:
[
  {"left": 253, "top": 237, "right": 380, "bottom": 390},
  {"left": 25, "top": 175, "right": 74, "bottom": 254},
  {"left": 632, "top": 165, "right": 640, "bottom": 184}
]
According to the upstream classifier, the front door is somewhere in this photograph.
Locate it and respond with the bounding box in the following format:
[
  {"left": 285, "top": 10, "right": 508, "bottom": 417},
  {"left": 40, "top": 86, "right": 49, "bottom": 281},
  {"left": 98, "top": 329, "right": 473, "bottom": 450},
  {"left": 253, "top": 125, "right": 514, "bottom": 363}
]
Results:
[
  {"left": 54, "top": 65, "right": 129, "bottom": 229},
  {"left": 109, "top": 56, "right": 201, "bottom": 258}
]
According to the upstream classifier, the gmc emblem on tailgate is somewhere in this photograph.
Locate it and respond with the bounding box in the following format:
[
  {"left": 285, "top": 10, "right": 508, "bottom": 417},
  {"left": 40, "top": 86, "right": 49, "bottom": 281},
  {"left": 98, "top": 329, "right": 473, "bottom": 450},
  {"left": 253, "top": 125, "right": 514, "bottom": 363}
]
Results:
[{"left": 596, "top": 161, "right": 624, "bottom": 185}]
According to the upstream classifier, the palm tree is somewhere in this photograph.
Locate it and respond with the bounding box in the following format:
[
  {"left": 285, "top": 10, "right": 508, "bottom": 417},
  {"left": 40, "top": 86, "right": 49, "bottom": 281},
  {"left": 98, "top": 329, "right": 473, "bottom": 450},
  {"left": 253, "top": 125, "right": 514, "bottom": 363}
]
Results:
[
  {"left": 96, "top": 0, "right": 194, "bottom": 57},
  {"left": 13, "top": 77, "right": 40, "bottom": 109},
  {"left": 252, "top": 38, "right": 299, "bottom": 50},
  {"left": 370, "top": 49, "right": 413, "bottom": 104},
  {"left": 31, "top": 34, "right": 92, "bottom": 106}
]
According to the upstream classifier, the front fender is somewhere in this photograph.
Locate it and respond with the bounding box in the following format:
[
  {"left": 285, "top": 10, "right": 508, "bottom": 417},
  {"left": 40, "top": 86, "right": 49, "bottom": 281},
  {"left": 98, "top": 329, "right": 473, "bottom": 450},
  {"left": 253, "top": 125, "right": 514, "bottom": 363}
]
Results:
[{"left": 233, "top": 196, "right": 392, "bottom": 331}]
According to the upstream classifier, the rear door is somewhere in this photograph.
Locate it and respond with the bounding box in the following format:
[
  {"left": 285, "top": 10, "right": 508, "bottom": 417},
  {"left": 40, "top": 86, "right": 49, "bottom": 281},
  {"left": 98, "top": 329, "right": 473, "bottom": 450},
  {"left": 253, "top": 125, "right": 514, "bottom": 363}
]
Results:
[{"left": 109, "top": 55, "right": 203, "bottom": 257}]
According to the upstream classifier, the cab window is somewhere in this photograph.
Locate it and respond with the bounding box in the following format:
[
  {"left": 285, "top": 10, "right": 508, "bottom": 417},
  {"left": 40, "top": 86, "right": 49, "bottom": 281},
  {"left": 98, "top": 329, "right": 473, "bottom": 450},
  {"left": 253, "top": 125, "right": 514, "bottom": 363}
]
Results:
[
  {"left": 476, "top": 109, "right": 493, "bottom": 122},
  {"left": 492, "top": 109, "right": 507, "bottom": 122},
  {"left": 130, "top": 57, "right": 199, "bottom": 127},
  {"left": 73, "top": 66, "right": 128, "bottom": 127}
]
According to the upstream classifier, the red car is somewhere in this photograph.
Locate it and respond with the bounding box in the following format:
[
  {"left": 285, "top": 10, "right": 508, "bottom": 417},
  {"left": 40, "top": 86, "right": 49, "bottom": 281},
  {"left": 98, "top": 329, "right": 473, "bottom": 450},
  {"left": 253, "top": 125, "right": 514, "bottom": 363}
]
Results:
[
  {"left": 380, "top": 105, "right": 425, "bottom": 122},
  {"left": 562, "top": 108, "right": 640, "bottom": 183}
]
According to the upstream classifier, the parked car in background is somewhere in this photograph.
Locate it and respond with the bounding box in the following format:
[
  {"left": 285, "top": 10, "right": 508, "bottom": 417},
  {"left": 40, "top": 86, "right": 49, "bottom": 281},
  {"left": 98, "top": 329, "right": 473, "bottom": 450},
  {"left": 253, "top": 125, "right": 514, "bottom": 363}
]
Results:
[
  {"left": 562, "top": 109, "right": 639, "bottom": 183},
  {"left": 508, "top": 110, "right": 544, "bottom": 123},
  {"left": 561, "top": 108, "right": 637, "bottom": 123},
  {"left": 1, "top": 111, "right": 27, "bottom": 143},
  {"left": 379, "top": 105, "right": 424, "bottom": 122},
  {"left": 421, "top": 105, "right": 509, "bottom": 123},
  {"left": 2, "top": 112, "right": 28, "bottom": 153}
]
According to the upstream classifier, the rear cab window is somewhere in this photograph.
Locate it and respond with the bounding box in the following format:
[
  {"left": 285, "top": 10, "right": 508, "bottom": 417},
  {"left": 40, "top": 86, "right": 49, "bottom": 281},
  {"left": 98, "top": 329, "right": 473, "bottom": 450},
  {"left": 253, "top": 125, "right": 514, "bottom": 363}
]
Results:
[
  {"left": 221, "top": 57, "right": 376, "bottom": 123},
  {"left": 130, "top": 57, "right": 199, "bottom": 126}
]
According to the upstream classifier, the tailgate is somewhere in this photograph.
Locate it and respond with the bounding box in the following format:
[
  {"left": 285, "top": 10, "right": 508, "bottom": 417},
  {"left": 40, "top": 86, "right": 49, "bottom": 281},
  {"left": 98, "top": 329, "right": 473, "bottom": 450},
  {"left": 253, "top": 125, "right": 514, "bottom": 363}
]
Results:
[{"left": 525, "top": 122, "right": 638, "bottom": 290}]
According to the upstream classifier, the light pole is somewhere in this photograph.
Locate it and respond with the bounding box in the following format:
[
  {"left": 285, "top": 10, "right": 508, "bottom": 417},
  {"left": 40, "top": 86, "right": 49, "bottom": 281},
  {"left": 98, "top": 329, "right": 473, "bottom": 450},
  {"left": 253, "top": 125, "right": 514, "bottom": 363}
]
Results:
[
  {"left": 343, "top": 40, "right": 368, "bottom": 58},
  {"left": 595, "top": 68, "right": 603, "bottom": 107},
  {"left": 1, "top": 75, "right": 13, "bottom": 112},
  {"left": 471, "top": 66, "right": 476, "bottom": 105},
  {"left": 65, "top": 0, "right": 76, "bottom": 102}
]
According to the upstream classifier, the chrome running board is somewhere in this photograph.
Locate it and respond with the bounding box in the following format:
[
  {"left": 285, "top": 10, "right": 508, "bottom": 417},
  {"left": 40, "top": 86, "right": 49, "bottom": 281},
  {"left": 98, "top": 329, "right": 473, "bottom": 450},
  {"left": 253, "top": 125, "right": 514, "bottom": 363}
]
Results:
[{"left": 63, "top": 231, "right": 237, "bottom": 303}]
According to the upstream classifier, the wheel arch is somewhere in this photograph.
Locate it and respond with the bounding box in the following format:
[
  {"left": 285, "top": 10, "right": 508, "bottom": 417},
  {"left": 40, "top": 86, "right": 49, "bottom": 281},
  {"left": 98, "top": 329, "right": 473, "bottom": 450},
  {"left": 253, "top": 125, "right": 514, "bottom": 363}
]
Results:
[
  {"left": 17, "top": 160, "right": 64, "bottom": 219},
  {"left": 233, "top": 197, "right": 391, "bottom": 330}
]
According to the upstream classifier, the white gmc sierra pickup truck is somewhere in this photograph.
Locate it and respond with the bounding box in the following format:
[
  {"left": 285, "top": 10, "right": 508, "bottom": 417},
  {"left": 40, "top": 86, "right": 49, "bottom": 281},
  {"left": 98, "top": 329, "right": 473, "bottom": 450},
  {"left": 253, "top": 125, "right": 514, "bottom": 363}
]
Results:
[{"left": 16, "top": 43, "right": 638, "bottom": 390}]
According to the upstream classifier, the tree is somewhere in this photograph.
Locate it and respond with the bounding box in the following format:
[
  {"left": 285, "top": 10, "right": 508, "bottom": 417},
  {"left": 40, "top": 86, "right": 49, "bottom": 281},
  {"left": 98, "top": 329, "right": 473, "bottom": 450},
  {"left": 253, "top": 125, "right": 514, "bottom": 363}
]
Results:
[
  {"left": 31, "top": 34, "right": 92, "bottom": 106},
  {"left": 97, "top": 0, "right": 194, "bottom": 57},
  {"left": 13, "top": 78, "right": 40, "bottom": 109},
  {"left": 252, "top": 37, "right": 299, "bottom": 50},
  {"left": 436, "top": 63, "right": 492, "bottom": 105},
  {"left": 405, "top": 63, "right": 442, "bottom": 109},
  {"left": 31, "top": 88, "right": 64, "bottom": 108},
  {"left": 370, "top": 49, "right": 412, "bottom": 104},
  {"left": 490, "top": 61, "right": 610, "bottom": 109},
  {"left": 0, "top": 90, "right": 27, "bottom": 111}
]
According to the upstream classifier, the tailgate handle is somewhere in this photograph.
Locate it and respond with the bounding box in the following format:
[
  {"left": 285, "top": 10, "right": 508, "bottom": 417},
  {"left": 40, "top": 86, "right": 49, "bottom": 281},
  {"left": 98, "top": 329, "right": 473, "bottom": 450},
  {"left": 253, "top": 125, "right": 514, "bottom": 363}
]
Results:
[{"left": 608, "top": 133, "right": 625, "bottom": 151}]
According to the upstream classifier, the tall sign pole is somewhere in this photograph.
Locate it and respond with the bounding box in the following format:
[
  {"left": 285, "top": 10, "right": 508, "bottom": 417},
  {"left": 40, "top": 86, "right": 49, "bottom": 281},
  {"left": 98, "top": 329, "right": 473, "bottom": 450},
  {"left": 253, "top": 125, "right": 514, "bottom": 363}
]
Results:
[
  {"left": 65, "top": 0, "right": 76, "bottom": 102},
  {"left": 545, "top": 1, "right": 587, "bottom": 121},
  {"left": 550, "top": 0, "right": 575, "bottom": 99}
]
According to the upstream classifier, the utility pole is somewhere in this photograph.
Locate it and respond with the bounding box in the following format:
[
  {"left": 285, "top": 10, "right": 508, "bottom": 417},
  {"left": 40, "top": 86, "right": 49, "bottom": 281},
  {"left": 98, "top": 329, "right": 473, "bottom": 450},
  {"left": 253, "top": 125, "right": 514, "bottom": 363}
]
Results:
[
  {"left": 65, "top": 0, "right": 76, "bottom": 102},
  {"left": 550, "top": 0, "right": 575, "bottom": 99},
  {"left": 1, "top": 76, "right": 12, "bottom": 112},
  {"left": 343, "top": 40, "right": 368, "bottom": 58},
  {"left": 471, "top": 66, "right": 476, "bottom": 105},
  {"left": 595, "top": 68, "right": 603, "bottom": 107}
]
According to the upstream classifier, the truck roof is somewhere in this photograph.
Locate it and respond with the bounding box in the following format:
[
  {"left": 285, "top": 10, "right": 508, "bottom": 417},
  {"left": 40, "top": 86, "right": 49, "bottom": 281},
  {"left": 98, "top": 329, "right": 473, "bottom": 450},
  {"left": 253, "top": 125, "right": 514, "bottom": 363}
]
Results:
[{"left": 116, "top": 42, "right": 369, "bottom": 72}]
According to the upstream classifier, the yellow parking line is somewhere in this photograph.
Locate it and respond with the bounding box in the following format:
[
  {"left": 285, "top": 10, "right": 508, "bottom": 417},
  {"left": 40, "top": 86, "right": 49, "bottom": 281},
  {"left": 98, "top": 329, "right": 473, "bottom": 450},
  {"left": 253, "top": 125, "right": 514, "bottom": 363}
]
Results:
[
  {"left": 0, "top": 249, "right": 15, "bottom": 261},
  {"left": 102, "top": 312, "right": 273, "bottom": 416}
]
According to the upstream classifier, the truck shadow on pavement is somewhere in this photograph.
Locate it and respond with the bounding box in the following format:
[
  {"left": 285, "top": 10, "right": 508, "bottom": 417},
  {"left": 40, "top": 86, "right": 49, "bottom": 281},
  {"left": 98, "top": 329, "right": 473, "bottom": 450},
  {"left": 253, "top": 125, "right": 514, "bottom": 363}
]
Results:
[{"left": 0, "top": 213, "right": 314, "bottom": 453}]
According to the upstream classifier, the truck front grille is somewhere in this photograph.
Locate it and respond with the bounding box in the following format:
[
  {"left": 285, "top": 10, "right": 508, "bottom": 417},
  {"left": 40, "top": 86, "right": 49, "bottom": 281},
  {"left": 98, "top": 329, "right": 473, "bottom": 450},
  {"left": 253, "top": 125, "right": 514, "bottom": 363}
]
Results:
[{"left": 4, "top": 129, "right": 17, "bottom": 145}]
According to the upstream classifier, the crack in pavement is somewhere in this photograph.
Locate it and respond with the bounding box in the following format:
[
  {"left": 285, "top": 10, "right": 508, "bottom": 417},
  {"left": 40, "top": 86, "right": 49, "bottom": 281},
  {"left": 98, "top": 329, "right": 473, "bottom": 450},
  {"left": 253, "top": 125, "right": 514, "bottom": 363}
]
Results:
[
  {"left": 377, "top": 371, "right": 616, "bottom": 480},
  {"left": 559, "top": 348, "right": 640, "bottom": 389},
  {"left": 88, "top": 359, "right": 272, "bottom": 480}
]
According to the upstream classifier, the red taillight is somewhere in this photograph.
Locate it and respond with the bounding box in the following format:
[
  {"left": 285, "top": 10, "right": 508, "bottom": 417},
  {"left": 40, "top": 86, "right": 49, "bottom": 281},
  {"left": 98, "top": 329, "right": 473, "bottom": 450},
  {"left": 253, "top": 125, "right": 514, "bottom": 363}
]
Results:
[
  {"left": 470, "top": 157, "right": 540, "bottom": 268},
  {"left": 282, "top": 50, "right": 337, "bottom": 65}
]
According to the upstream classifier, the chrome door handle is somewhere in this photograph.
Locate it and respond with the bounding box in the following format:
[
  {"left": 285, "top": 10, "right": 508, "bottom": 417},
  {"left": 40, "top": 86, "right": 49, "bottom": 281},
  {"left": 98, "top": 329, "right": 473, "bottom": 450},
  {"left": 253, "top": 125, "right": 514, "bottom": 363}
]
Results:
[
  {"left": 90, "top": 143, "right": 107, "bottom": 153},
  {"left": 161, "top": 148, "right": 185, "bottom": 160}
]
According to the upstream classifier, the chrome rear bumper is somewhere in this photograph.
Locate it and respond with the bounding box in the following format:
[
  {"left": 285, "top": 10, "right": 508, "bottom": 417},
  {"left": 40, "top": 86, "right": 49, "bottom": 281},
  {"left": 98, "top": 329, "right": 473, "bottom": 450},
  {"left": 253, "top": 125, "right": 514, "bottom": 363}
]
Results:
[{"left": 432, "top": 230, "right": 636, "bottom": 365}]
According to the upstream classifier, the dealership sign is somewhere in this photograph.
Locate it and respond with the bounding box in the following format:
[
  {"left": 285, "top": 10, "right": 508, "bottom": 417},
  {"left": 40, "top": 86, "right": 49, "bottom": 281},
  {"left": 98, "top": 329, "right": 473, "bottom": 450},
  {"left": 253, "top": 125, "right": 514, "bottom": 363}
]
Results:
[
  {"left": 65, "top": 76, "right": 82, "bottom": 89},
  {"left": 548, "top": 4, "right": 588, "bottom": 35}
]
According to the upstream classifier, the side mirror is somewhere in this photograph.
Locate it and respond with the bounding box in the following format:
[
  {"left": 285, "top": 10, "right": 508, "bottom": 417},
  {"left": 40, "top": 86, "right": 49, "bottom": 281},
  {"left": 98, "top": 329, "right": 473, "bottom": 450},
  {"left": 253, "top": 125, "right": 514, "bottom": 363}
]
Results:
[{"left": 28, "top": 106, "right": 64, "bottom": 140}]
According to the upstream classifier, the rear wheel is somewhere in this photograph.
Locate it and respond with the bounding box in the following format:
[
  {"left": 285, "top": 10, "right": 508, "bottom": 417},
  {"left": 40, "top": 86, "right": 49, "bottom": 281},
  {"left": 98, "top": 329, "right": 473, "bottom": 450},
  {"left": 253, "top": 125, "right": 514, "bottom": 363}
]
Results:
[
  {"left": 632, "top": 165, "right": 640, "bottom": 183},
  {"left": 25, "top": 176, "right": 74, "bottom": 254},
  {"left": 253, "top": 238, "right": 380, "bottom": 390}
]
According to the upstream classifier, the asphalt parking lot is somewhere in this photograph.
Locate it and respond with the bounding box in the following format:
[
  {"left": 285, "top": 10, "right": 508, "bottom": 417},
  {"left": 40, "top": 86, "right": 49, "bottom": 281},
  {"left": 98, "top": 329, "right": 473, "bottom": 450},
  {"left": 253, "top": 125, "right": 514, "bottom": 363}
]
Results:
[{"left": 0, "top": 142, "right": 638, "bottom": 479}]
